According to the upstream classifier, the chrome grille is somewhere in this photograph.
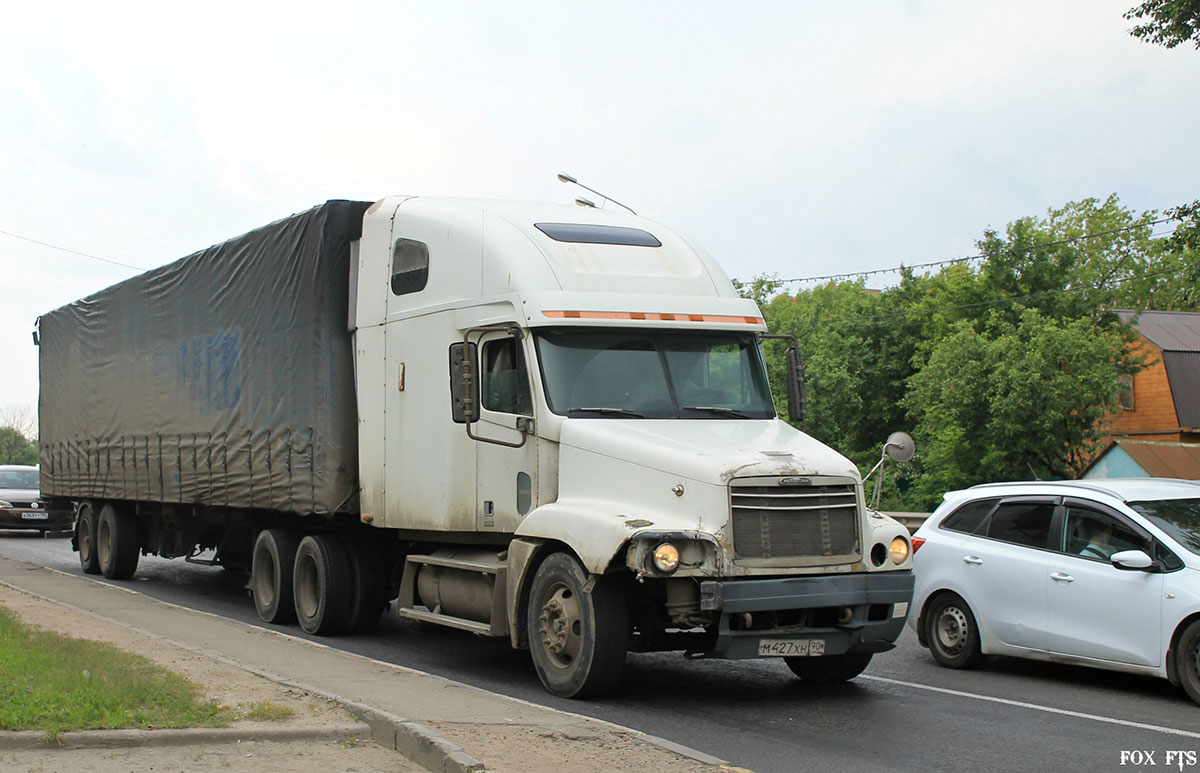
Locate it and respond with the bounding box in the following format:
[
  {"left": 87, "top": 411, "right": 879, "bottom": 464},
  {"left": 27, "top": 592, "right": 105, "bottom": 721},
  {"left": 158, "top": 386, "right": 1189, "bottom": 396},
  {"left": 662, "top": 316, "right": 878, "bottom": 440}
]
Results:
[{"left": 730, "top": 478, "right": 860, "bottom": 559}]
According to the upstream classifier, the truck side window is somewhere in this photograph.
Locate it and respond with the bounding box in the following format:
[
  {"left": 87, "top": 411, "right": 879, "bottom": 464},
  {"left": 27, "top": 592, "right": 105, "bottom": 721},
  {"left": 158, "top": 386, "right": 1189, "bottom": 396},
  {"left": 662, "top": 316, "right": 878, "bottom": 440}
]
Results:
[
  {"left": 481, "top": 338, "right": 532, "bottom": 415},
  {"left": 391, "top": 239, "right": 429, "bottom": 295}
]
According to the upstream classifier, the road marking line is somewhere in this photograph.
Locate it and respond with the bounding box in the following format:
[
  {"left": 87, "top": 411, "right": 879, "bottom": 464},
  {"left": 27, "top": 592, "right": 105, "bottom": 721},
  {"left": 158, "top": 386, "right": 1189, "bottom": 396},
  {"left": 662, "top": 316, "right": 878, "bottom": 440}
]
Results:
[{"left": 862, "top": 675, "right": 1200, "bottom": 740}]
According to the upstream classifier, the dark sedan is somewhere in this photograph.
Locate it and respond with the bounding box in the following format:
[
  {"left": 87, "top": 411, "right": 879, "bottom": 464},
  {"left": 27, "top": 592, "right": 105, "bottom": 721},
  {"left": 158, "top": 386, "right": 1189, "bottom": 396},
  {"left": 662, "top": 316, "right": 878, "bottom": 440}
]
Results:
[{"left": 0, "top": 465, "right": 71, "bottom": 532}]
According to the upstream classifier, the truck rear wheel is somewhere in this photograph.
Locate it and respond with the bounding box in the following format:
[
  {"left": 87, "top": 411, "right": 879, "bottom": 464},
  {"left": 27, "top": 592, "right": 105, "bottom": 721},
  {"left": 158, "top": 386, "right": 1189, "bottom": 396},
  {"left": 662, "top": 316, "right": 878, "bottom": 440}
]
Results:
[
  {"left": 76, "top": 501, "right": 101, "bottom": 575},
  {"left": 294, "top": 534, "right": 353, "bottom": 635},
  {"left": 97, "top": 503, "right": 140, "bottom": 580},
  {"left": 252, "top": 529, "right": 300, "bottom": 624},
  {"left": 527, "top": 552, "right": 628, "bottom": 698},
  {"left": 785, "top": 651, "right": 873, "bottom": 683}
]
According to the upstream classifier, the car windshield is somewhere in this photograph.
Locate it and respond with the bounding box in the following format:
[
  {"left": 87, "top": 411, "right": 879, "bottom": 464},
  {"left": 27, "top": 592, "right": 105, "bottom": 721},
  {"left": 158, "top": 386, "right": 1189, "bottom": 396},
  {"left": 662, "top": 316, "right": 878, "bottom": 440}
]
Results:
[
  {"left": 1128, "top": 498, "right": 1200, "bottom": 556},
  {"left": 0, "top": 469, "right": 39, "bottom": 489},
  {"left": 534, "top": 328, "right": 776, "bottom": 419}
]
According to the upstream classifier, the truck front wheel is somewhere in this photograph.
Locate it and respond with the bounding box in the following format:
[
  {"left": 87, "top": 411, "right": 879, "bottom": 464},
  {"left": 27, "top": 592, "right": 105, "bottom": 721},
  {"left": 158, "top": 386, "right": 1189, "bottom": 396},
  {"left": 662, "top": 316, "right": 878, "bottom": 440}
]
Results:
[
  {"left": 97, "top": 503, "right": 140, "bottom": 580},
  {"left": 527, "top": 553, "right": 628, "bottom": 698},
  {"left": 76, "top": 501, "right": 100, "bottom": 575},
  {"left": 252, "top": 529, "right": 300, "bottom": 624},
  {"left": 785, "top": 651, "right": 873, "bottom": 683}
]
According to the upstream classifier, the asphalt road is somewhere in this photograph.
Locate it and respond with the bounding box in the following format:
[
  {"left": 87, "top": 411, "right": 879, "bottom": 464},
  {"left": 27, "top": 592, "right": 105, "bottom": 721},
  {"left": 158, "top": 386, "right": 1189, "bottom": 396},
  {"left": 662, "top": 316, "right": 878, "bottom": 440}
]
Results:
[{"left": 2, "top": 530, "right": 1197, "bottom": 772}]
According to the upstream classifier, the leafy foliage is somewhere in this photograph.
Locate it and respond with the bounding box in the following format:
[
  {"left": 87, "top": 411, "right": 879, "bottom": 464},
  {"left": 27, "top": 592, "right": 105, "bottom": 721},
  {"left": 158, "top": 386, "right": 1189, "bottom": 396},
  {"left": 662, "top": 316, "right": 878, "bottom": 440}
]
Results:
[
  {"left": 747, "top": 195, "right": 1198, "bottom": 510},
  {"left": 0, "top": 426, "right": 37, "bottom": 465},
  {"left": 1125, "top": 0, "right": 1200, "bottom": 49}
]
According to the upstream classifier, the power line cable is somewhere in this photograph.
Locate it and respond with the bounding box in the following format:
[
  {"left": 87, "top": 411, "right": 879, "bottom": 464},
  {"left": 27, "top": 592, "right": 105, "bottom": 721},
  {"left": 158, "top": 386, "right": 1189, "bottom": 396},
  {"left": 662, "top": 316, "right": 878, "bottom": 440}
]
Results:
[
  {"left": 779, "top": 216, "right": 1176, "bottom": 285},
  {"left": 0, "top": 228, "right": 146, "bottom": 271}
]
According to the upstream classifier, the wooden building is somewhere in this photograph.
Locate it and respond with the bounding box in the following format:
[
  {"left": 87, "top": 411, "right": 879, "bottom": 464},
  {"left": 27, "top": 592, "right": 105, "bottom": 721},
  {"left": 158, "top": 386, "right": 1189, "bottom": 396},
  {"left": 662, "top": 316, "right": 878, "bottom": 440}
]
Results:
[{"left": 1086, "top": 310, "right": 1200, "bottom": 478}]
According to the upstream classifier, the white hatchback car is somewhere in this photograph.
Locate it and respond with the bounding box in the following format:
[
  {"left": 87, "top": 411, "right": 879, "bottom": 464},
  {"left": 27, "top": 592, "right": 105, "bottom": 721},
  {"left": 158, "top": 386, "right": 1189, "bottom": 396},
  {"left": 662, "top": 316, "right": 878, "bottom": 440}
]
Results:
[{"left": 909, "top": 478, "right": 1200, "bottom": 705}]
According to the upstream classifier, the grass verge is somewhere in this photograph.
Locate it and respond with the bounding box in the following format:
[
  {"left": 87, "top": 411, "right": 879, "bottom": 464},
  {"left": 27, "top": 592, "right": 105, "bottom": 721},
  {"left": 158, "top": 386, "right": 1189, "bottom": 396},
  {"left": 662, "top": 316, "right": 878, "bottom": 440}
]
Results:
[{"left": 0, "top": 603, "right": 231, "bottom": 733}]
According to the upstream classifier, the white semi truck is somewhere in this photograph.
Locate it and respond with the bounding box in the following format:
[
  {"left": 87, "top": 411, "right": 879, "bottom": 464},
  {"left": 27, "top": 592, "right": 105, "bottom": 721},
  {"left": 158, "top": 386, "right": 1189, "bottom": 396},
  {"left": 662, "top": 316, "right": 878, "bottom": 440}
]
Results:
[{"left": 36, "top": 196, "right": 914, "bottom": 697}]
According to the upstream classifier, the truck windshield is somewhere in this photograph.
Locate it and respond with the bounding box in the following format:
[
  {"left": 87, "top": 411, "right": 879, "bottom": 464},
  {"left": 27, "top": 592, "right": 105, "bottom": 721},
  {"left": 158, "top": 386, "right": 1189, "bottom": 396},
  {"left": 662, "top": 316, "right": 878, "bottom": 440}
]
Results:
[{"left": 534, "top": 329, "right": 776, "bottom": 419}]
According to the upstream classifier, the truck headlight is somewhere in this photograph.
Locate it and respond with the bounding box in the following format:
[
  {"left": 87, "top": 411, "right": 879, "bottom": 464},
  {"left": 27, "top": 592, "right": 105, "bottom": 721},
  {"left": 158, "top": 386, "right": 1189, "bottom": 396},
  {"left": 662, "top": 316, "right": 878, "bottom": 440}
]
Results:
[
  {"left": 653, "top": 543, "right": 680, "bottom": 573},
  {"left": 889, "top": 536, "right": 910, "bottom": 564}
]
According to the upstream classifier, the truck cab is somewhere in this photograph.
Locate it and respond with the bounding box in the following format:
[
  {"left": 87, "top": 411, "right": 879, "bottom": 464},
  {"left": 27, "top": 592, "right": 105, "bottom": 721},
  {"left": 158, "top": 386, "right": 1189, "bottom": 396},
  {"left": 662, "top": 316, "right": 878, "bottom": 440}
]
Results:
[{"left": 351, "top": 197, "right": 914, "bottom": 697}]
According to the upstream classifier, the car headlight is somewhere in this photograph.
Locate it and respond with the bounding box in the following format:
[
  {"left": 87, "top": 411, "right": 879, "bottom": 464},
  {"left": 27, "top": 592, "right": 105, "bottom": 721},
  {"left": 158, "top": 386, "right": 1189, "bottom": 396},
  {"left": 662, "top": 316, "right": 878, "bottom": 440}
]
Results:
[
  {"left": 652, "top": 543, "right": 680, "bottom": 573},
  {"left": 889, "top": 536, "right": 910, "bottom": 564},
  {"left": 0, "top": 500, "right": 12, "bottom": 509}
]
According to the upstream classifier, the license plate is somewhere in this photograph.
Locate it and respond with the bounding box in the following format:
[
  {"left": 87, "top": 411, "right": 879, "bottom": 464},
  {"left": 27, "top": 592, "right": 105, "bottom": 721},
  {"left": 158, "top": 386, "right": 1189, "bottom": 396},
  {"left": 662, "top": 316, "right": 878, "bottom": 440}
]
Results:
[
  {"left": 20, "top": 512, "right": 48, "bottom": 520},
  {"left": 758, "top": 638, "right": 826, "bottom": 657}
]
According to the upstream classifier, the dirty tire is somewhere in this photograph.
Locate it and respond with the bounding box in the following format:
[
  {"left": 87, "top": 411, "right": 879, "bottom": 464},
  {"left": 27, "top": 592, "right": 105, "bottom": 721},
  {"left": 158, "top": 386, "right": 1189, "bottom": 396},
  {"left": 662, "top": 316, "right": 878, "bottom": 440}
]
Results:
[
  {"left": 76, "top": 501, "right": 101, "bottom": 575},
  {"left": 293, "top": 534, "right": 353, "bottom": 635},
  {"left": 97, "top": 502, "right": 140, "bottom": 580},
  {"left": 527, "top": 552, "right": 628, "bottom": 698},
  {"left": 343, "top": 537, "right": 387, "bottom": 634},
  {"left": 785, "top": 650, "right": 873, "bottom": 683},
  {"left": 252, "top": 529, "right": 301, "bottom": 624},
  {"left": 924, "top": 592, "right": 985, "bottom": 669},
  {"left": 1176, "top": 619, "right": 1200, "bottom": 706}
]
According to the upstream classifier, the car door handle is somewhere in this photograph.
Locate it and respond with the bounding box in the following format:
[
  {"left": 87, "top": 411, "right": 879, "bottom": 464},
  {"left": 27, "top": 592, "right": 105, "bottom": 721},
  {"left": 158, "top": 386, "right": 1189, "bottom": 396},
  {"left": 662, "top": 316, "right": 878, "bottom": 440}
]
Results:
[
  {"left": 1050, "top": 572, "right": 1075, "bottom": 583},
  {"left": 962, "top": 556, "right": 983, "bottom": 565}
]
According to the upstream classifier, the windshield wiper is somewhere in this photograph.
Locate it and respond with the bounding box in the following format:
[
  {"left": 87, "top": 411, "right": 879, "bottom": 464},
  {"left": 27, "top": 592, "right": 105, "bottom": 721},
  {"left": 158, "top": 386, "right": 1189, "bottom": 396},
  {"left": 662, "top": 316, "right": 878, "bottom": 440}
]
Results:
[
  {"left": 567, "top": 407, "right": 647, "bottom": 418},
  {"left": 682, "top": 405, "right": 752, "bottom": 418}
]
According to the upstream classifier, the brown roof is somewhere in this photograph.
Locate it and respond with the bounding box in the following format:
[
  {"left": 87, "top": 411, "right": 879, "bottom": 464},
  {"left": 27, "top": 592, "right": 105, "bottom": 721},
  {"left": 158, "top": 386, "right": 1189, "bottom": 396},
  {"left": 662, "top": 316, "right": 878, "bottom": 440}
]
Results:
[
  {"left": 1115, "top": 309, "right": 1200, "bottom": 351},
  {"left": 1119, "top": 440, "right": 1200, "bottom": 479},
  {"left": 1115, "top": 310, "right": 1200, "bottom": 429}
]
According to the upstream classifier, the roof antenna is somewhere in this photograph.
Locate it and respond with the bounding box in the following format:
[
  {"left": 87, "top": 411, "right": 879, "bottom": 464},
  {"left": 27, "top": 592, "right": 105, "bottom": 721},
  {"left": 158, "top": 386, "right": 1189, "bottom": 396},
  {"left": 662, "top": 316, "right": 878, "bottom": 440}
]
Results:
[
  {"left": 1027, "top": 463, "right": 1042, "bottom": 481},
  {"left": 557, "top": 173, "right": 637, "bottom": 215}
]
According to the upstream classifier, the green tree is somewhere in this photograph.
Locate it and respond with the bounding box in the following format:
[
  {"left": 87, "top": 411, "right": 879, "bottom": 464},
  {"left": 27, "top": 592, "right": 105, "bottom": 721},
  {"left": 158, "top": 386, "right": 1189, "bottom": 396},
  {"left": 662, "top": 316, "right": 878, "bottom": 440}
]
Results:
[
  {"left": 0, "top": 426, "right": 38, "bottom": 465},
  {"left": 1125, "top": 0, "right": 1200, "bottom": 48},
  {"left": 904, "top": 310, "right": 1136, "bottom": 503},
  {"left": 1160, "top": 199, "right": 1200, "bottom": 308}
]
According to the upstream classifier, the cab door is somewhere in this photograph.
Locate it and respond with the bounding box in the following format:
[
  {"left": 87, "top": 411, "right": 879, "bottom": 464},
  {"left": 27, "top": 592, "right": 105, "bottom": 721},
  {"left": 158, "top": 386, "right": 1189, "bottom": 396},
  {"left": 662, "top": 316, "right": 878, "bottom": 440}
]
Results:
[{"left": 473, "top": 332, "right": 538, "bottom": 533}]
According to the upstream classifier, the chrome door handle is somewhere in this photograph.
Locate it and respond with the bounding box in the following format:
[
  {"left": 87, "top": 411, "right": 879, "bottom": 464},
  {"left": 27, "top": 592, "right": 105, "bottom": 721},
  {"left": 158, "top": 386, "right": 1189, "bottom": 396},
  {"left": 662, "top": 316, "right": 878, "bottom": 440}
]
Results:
[
  {"left": 963, "top": 556, "right": 983, "bottom": 565},
  {"left": 1050, "top": 572, "right": 1074, "bottom": 583}
]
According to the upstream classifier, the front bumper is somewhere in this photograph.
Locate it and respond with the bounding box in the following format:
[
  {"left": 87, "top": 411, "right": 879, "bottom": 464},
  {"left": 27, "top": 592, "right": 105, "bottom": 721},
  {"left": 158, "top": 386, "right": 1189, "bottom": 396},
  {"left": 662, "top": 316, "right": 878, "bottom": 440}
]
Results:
[
  {"left": 0, "top": 504, "right": 73, "bottom": 532},
  {"left": 698, "top": 571, "right": 915, "bottom": 659}
]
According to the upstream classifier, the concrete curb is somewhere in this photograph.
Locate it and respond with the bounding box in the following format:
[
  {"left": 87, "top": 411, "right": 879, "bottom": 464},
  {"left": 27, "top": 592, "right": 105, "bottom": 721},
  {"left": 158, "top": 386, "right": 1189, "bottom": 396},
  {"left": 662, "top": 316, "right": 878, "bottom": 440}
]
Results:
[
  {"left": 0, "top": 723, "right": 372, "bottom": 751},
  {"left": 0, "top": 574, "right": 486, "bottom": 771},
  {"left": 1, "top": 558, "right": 728, "bottom": 771}
]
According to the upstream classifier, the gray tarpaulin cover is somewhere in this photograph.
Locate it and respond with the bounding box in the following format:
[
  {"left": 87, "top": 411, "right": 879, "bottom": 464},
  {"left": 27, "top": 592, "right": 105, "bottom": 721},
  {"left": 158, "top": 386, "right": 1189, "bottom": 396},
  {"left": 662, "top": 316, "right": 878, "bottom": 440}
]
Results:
[{"left": 38, "top": 200, "right": 371, "bottom": 516}]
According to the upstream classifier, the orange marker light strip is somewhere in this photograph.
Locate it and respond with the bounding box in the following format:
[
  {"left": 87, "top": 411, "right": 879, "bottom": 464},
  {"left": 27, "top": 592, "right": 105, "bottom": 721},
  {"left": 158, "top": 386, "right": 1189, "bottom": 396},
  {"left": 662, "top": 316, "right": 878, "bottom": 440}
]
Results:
[{"left": 543, "top": 310, "right": 764, "bottom": 324}]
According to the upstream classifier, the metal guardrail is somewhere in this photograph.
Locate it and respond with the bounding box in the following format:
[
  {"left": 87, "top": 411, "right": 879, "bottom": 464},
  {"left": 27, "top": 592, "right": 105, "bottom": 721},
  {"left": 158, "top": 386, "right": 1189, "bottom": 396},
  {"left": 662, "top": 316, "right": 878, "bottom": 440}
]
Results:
[{"left": 882, "top": 512, "right": 930, "bottom": 534}]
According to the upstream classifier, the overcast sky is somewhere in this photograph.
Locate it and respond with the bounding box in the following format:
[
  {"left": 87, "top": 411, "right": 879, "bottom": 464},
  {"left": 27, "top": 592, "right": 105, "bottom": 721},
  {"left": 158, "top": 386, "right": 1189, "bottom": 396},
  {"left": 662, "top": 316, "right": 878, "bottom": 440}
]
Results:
[{"left": 2, "top": 1, "right": 1197, "bottom": 423}]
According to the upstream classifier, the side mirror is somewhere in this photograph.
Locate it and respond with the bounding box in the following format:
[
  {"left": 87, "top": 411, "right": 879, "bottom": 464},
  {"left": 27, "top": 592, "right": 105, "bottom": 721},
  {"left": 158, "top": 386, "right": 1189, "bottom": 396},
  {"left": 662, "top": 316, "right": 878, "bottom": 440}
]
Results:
[
  {"left": 883, "top": 431, "right": 915, "bottom": 463},
  {"left": 1110, "top": 549, "right": 1155, "bottom": 571},
  {"left": 449, "top": 342, "right": 479, "bottom": 424},
  {"left": 785, "top": 346, "right": 807, "bottom": 430},
  {"left": 757, "top": 334, "right": 807, "bottom": 431}
]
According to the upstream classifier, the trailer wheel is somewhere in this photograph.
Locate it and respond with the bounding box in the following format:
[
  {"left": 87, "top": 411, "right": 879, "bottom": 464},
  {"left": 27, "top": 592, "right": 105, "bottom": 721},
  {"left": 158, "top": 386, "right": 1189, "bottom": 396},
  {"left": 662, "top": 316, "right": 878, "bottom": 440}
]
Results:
[
  {"left": 294, "top": 535, "right": 353, "bottom": 635},
  {"left": 785, "top": 651, "right": 873, "bottom": 683},
  {"left": 252, "top": 529, "right": 300, "bottom": 624},
  {"left": 527, "top": 552, "right": 628, "bottom": 698},
  {"left": 343, "top": 537, "right": 387, "bottom": 633},
  {"left": 97, "top": 503, "right": 140, "bottom": 580},
  {"left": 76, "top": 501, "right": 101, "bottom": 575}
]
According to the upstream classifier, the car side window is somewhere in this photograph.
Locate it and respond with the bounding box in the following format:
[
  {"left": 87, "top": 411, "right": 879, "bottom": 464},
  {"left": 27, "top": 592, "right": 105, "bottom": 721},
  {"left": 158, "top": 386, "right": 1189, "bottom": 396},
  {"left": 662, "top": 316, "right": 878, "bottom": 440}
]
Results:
[
  {"left": 1155, "top": 542, "right": 1184, "bottom": 572},
  {"left": 1061, "top": 506, "right": 1143, "bottom": 561},
  {"left": 940, "top": 498, "right": 999, "bottom": 535},
  {"left": 985, "top": 501, "right": 1054, "bottom": 549}
]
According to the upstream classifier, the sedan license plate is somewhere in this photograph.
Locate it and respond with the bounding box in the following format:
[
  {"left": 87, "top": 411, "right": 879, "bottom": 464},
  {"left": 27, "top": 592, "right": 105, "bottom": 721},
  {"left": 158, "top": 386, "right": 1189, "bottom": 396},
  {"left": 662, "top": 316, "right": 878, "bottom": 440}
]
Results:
[
  {"left": 20, "top": 512, "right": 48, "bottom": 520},
  {"left": 758, "top": 638, "right": 826, "bottom": 657}
]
